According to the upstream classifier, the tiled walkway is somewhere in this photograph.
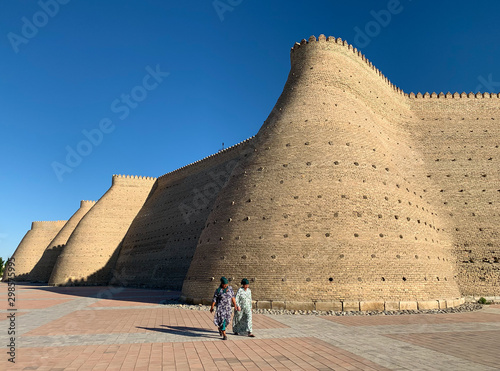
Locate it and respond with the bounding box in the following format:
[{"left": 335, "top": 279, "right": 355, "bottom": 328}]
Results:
[{"left": 1, "top": 284, "right": 499, "bottom": 370}]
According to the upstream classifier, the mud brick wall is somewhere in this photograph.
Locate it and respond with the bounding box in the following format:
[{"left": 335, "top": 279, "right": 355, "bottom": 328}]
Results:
[
  {"left": 11, "top": 35, "right": 499, "bottom": 309},
  {"left": 406, "top": 95, "right": 500, "bottom": 296},
  {"left": 49, "top": 175, "right": 156, "bottom": 286},
  {"left": 28, "top": 200, "right": 96, "bottom": 283},
  {"left": 182, "top": 35, "right": 463, "bottom": 307},
  {"left": 4, "top": 221, "right": 66, "bottom": 281},
  {"left": 111, "top": 139, "right": 254, "bottom": 290}
]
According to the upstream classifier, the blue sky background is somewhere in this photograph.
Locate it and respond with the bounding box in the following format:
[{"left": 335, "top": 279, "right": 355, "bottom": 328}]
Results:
[{"left": 1, "top": 0, "right": 499, "bottom": 259}]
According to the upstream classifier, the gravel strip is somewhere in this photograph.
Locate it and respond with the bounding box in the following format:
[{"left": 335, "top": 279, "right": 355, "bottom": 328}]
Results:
[{"left": 159, "top": 300, "right": 486, "bottom": 316}]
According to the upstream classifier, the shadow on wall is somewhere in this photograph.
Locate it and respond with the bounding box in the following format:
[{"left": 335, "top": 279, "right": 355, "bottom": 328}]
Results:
[
  {"left": 58, "top": 241, "right": 124, "bottom": 287},
  {"left": 27, "top": 244, "right": 66, "bottom": 283}
]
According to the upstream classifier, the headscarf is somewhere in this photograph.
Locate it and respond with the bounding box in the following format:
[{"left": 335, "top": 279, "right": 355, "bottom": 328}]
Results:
[
  {"left": 218, "top": 276, "right": 229, "bottom": 294},
  {"left": 241, "top": 278, "right": 249, "bottom": 285}
]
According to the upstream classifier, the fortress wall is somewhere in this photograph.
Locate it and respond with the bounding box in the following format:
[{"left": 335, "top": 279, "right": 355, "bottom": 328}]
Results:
[
  {"left": 3, "top": 221, "right": 67, "bottom": 281},
  {"left": 111, "top": 138, "right": 254, "bottom": 289},
  {"left": 27, "top": 200, "right": 96, "bottom": 282},
  {"left": 182, "top": 36, "right": 462, "bottom": 308},
  {"left": 406, "top": 95, "right": 500, "bottom": 296},
  {"left": 49, "top": 175, "right": 156, "bottom": 286}
]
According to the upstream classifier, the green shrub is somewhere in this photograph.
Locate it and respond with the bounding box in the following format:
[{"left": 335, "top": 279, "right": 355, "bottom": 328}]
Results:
[{"left": 478, "top": 297, "right": 491, "bottom": 305}]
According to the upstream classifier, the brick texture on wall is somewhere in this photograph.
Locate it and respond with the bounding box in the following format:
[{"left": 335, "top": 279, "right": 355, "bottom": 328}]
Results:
[
  {"left": 9, "top": 35, "right": 498, "bottom": 309},
  {"left": 27, "top": 200, "right": 96, "bottom": 283},
  {"left": 4, "top": 220, "right": 67, "bottom": 281},
  {"left": 110, "top": 139, "right": 254, "bottom": 290},
  {"left": 48, "top": 175, "right": 156, "bottom": 286}
]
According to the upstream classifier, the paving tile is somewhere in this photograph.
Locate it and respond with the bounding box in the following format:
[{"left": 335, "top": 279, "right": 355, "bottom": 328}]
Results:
[
  {"left": 3, "top": 283, "right": 500, "bottom": 370},
  {"left": 320, "top": 312, "right": 500, "bottom": 326},
  {"left": 386, "top": 330, "right": 500, "bottom": 369}
]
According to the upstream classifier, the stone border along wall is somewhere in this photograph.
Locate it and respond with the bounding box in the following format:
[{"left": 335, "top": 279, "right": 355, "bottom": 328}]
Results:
[
  {"left": 49, "top": 174, "right": 157, "bottom": 286},
  {"left": 27, "top": 200, "right": 97, "bottom": 282},
  {"left": 184, "top": 297, "right": 467, "bottom": 312},
  {"left": 3, "top": 220, "right": 67, "bottom": 281},
  {"left": 110, "top": 137, "right": 256, "bottom": 290}
]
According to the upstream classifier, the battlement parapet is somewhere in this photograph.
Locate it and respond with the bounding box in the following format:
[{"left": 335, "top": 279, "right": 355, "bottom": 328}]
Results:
[
  {"left": 291, "top": 35, "right": 499, "bottom": 99},
  {"left": 80, "top": 200, "right": 97, "bottom": 206},
  {"left": 112, "top": 174, "right": 157, "bottom": 180},
  {"left": 111, "top": 174, "right": 157, "bottom": 186},
  {"left": 157, "top": 136, "right": 255, "bottom": 181},
  {"left": 409, "top": 91, "right": 500, "bottom": 99},
  {"left": 290, "top": 34, "right": 405, "bottom": 96}
]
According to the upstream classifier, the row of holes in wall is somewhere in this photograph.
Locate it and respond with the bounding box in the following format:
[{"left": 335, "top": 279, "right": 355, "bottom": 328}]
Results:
[
  {"left": 205, "top": 197, "right": 441, "bottom": 235},
  {"left": 201, "top": 232, "right": 440, "bottom": 244},
  {"left": 190, "top": 275, "right": 449, "bottom": 283},
  {"left": 251, "top": 150, "right": 435, "bottom": 213},
  {"left": 434, "top": 158, "right": 495, "bottom": 162},
  {"left": 205, "top": 211, "right": 440, "bottom": 232},
  {"left": 256, "top": 135, "right": 435, "bottom": 209}
]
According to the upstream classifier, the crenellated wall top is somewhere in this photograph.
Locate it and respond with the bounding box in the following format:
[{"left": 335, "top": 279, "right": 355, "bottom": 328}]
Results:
[
  {"left": 291, "top": 35, "right": 500, "bottom": 99},
  {"left": 112, "top": 174, "right": 157, "bottom": 181},
  {"left": 157, "top": 136, "right": 255, "bottom": 180}
]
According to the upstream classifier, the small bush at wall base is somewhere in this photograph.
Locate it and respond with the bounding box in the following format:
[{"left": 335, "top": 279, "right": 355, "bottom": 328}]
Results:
[{"left": 478, "top": 297, "right": 491, "bottom": 305}]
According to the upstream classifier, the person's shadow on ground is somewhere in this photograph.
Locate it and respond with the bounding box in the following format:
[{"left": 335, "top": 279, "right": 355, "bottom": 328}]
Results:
[{"left": 136, "top": 325, "right": 220, "bottom": 338}]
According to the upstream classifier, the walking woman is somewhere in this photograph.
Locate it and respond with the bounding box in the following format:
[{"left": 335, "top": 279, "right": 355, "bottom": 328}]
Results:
[
  {"left": 232, "top": 278, "right": 255, "bottom": 337},
  {"left": 210, "top": 277, "right": 239, "bottom": 340}
]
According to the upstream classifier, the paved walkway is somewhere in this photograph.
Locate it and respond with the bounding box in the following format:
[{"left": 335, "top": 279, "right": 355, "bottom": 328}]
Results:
[{"left": 1, "top": 283, "right": 499, "bottom": 370}]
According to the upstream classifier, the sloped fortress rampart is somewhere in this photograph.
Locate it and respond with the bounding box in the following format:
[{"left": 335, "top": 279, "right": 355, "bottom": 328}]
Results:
[
  {"left": 7, "top": 35, "right": 499, "bottom": 310},
  {"left": 182, "top": 35, "right": 465, "bottom": 309},
  {"left": 4, "top": 220, "right": 67, "bottom": 281},
  {"left": 110, "top": 138, "right": 254, "bottom": 289},
  {"left": 27, "top": 200, "right": 96, "bottom": 282},
  {"left": 49, "top": 175, "right": 156, "bottom": 286}
]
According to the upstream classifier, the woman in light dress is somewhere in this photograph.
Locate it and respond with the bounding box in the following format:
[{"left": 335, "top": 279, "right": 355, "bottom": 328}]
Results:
[{"left": 232, "top": 278, "right": 255, "bottom": 337}]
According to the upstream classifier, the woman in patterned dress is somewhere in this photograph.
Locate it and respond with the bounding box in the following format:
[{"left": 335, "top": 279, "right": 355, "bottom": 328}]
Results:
[
  {"left": 232, "top": 278, "right": 255, "bottom": 337},
  {"left": 210, "top": 277, "right": 239, "bottom": 340}
]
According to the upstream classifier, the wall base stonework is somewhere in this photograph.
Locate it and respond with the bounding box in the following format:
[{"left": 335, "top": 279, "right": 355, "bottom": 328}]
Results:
[{"left": 181, "top": 297, "right": 466, "bottom": 311}]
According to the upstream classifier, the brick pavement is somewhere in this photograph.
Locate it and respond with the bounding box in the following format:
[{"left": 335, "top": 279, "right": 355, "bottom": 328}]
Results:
[{"left": 1, "top": 283, "right": 500, "bottom": 370}]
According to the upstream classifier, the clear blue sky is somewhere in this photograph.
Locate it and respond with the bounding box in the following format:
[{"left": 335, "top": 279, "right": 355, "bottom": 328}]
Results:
[{"left": 1, "top": 0, "right": 499, "bottom": 259}]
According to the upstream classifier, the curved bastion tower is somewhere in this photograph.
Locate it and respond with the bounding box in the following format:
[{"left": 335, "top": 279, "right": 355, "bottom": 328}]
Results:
[
  {"left": 28, "top": 200, "right": 97, "bottom": 282},
  {"left": 4, "top": 220, "right": 67, "bottom": 281},
  {"left": 7, "top": 35, "right": 499, "bottom": 310},
  {"left": 182, "top": 35, "right": 464, "bottom": 311},
  {"left": 49, "top": 175, "right": 156, "bottom": 286}
]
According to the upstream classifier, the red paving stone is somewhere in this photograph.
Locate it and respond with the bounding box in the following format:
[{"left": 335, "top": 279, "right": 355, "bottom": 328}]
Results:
[
  {"left": 321, "top": 312, "right": 500, "bottom": 326},
  {"left": 87, "top": 296, "right": 167, "bottom": 307},
  {"left": 2, "top": 338, "right": 389, "bottom": 371},
  {"left": 25, "top": 307, "right": 288, "bottom": 336},
  {"left": 4, "top": 284, "right": 499, "bottom": 370},
  {"left": 386, "top": 330, "right": 500, "bottom": 368}
]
